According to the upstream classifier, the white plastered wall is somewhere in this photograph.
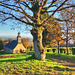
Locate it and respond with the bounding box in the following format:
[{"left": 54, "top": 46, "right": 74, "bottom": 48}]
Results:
[{"left": 13, "top": 44, "right": 26, "bottom": 53}]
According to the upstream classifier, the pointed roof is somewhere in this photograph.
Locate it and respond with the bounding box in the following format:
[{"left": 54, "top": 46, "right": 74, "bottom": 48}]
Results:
[{"left": 5, "top": 40, "right": 18, "bottom": 49}]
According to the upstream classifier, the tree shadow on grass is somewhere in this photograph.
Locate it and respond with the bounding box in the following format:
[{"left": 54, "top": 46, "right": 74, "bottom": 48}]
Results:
[
  {"left": 46, "top": 53, "right": 75, "bottom": 62},
  {"left": 0, "top": 51, "right": 28, "bottom": 56},
  {"left": 47, "top": 66, "right": 75, "bottom": 71},
  {"left": 46, "top": 53, "right": 75, "bottom": 68},
  {"left": 27, "top": 51, "right": 34, "bottom": 55},
  {"left": 0, "top": 54, "right": 36, "bottom": 63},
  {"left": 46, "top": 53, "right": 63, "bottom": 59},
  {"left": 0, "top": 51, "right": 13, "bottom": 55},
  {"left": 53, "top": 66, "right": 75, "bottom": 71}
]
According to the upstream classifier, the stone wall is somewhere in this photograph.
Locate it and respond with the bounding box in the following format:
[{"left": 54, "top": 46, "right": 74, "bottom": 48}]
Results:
[{"left": 4, "top": 47, "right": 13, "bottom": 53}]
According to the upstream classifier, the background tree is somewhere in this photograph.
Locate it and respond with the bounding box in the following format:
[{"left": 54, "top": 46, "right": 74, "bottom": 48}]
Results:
[
  {"left": 60, "top": 8, "right": 75, "bottom": 55},
  {"left": 42, "top": 18, "right": 62, "bottom": 48},
  {"left": 22, "top": 38, "right": 31, "bottom": 49},
  {"left": 42, "top": 17, "right": 64, "bottom": 54},
  {"left": 0, "top": 0, "right": 75, "bottom": 60},
  {"left": 3, "top": 38, "right": 13, "bottom": 45},
  {"left": 8, "top": 38, "right": 13, "bottom": 43},
  {"left": 42, "top": 16, "right": 57, "bottom": 47},
  {"left": 52, "top": 25, "right": 64, "bottom": 54},
  {"left": 0, "top": 38, "right": 4, "bottom": 50}
]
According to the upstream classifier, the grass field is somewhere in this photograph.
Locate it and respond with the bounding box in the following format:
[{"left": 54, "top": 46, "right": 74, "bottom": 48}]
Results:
[{"left": 0, "top": 51, "right": 75, "bottom": 75}]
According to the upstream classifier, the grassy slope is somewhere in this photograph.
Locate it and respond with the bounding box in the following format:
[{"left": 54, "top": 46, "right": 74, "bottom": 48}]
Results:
[{"left": 0, "top": 51, "right": 75, "bottom": 75}]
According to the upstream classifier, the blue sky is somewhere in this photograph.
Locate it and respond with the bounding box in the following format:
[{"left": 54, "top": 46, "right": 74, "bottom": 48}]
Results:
[{"left": 0, "top": 22, "right": 33, "bottom": 39}]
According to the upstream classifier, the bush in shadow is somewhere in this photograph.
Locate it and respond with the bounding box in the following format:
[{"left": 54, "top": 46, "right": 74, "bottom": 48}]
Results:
[
  {"left": 47, "top": 49, "right": 50, "bottom": 52},
  {"left": 63, "top": 49, "right": 67, "bottom": 54},
  {"left": 72, "top": 48, "right": 75, "bottom": 55},
  {"left": 60, "top": 48, "right": 64, "bottom": 53},
  {"left": 52, "top": 49, "right": 56, "bottom": 53}
]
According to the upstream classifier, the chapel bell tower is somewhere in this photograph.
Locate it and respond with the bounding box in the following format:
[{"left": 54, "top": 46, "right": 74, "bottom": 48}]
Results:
[{"left": 17, "top": 32, "right": 21, "bottom": 44}]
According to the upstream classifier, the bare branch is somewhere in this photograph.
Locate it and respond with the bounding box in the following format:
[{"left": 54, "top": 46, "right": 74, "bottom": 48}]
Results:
[
  {"left": 3, "top": 17, "right": 13, "bottom": 21},
  {"left": 46, "top": 0, "right": 57, "bottom": 10},
  {"left": 0, "top": 10, "right": 34, "bottom": 26},
  {"left": 46, "top": 5, "right": 75, "bottom": 12},
  {"left": 42, "top": 0, "right": 48, "bottom": 7},
  {"left": 18, "top": 2, "right": 34, "bottom": 22},
  {"left": 55, "top": 18, "right": 73, "bottom": 22},
  {"left": 42, "top": 0, "right": 68, "bottom": 25},
  {"left": 0, "top": 3, "right": 23, "bottom": 13},
  {"left": 58, "top": 5, "right": 75, "bottom": 11},
  {"left": 20, "top": 2, "right": 32, "bottom": 11},
  {"left": 0, "top": 2, "right": 20, "bottom": 9}
]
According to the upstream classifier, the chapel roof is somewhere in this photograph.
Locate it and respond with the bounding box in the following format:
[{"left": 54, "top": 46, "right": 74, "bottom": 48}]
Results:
[{"left": 5, "top": 40, "right": 18, "bottom": 49}]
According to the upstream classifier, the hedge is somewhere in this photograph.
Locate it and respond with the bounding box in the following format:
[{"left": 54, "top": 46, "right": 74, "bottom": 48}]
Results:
[
  {"left": 52, "top": 49, "right": 56, "bottom": 53},
  {"left": 72, "top": 48, "right": 75, "bottom": 55},
  {"left": 60, "top": 48, "right": 64, "bottom": 53}
]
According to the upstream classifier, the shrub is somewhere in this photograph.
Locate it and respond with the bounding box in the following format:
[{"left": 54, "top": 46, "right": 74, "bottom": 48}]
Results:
[
  {"left": 30, "top": 46, "right": 33, "bottom": 51},
  {"left": 72, "top": 48, "right": 75, "bottom": 55},
  {"left": 52, "top": 49, "right": 56, "bottom": 53},
  {"left": 60, "top": 48, "right": 64, "bottom": 53},
  {"left": 0, "top": 39, "right": 4, "bottom": 50},
  {"left": 47, "top": 48, "right": 51, "bottom": 52},
  {"left": 28, "top": 46, "right": 34, "bottom": 51},
  {"left": 69, "top": 47, "right": 72, "bottom": 50},
  {"left": 47, "top": 49, "right": 50, "bottom": 52},
  {"left": 69, "top": 47, "right": 72, "bottom": 54},
  {"left": 63, "top": 49, "right": 67, "bottom": 53}
]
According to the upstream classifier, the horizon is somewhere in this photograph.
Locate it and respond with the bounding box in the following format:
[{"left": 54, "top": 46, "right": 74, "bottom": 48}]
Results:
[
  {"left": 0, "top": 23, "right": 33, "bottom": 39},
  {"left": 0, "top": 35, "right": 33, "bottom": 41},
  {"left": 0, "top": 34, "right": 33, "bottom": 39}
]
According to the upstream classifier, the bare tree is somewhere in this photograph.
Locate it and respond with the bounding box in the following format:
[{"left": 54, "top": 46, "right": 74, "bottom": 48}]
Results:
[
  {"left": 60, "top": 8, "right": 75, "bottom": 55},
  {"left": 22, "top": 38, "right": 30, "bottom": 49},
  {"left": 0, "top": 0, "right": 75, "bottom": 60}
]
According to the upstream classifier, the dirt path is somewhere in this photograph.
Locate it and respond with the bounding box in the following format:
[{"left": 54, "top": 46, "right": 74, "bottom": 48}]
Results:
[
  {"left": 50, "top": 59, "right": 75, "bottom": 68},
  {"left": 0, "top": 55, "right": 15, "bottom": 58}
]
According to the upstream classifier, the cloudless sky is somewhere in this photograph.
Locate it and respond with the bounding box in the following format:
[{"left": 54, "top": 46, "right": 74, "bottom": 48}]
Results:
[{"left": 0, "top": 22, "right": 33, "bottom": 39}]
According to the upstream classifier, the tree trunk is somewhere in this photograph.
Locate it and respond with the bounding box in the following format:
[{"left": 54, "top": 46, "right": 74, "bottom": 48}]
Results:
[
  {"left": 31, "top": 27, "right": 45, "bottom": 61},
  {"left": 58, "top": 41, "right": 60, "bottom": 54},
  {"left": 66, "top": 26, "right": 69, "bottom": 55},
  {"left": 66, "top": 40, "right": 68, "bottom": 55}
]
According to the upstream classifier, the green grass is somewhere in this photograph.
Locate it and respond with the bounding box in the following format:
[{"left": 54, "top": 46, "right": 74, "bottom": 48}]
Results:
[
  {"left": 0, "top": 51, "right": 75, "bottom": 75},
  {"left": 46, "top": 52, "right": 75, "bottom": 62}
]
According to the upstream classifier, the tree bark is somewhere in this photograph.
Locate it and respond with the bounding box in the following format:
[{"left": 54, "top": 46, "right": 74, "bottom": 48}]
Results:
[
  {"left": 57, "top": 41, "right": 60, "bottom": 54},
  {"left": 66, "top": 39, "right": 68, "bottom": 55},
  {"left": 31, "top": 27, "right": 45, "bottom": 61},
  {"left": 66, "top": 26, "right": 69, "bottom": 55}
]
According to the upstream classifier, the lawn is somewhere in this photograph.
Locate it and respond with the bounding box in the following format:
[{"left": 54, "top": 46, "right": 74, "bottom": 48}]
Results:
[{"left": 0, "top": 51, "right": 75, "bottom": 75}]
